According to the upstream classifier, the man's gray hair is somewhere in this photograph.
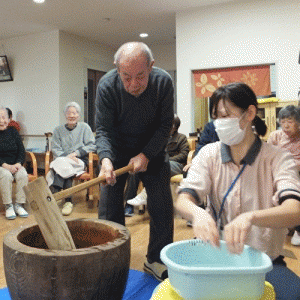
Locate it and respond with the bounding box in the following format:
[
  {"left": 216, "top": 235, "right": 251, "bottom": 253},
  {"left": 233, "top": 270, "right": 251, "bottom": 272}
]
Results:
[
  {"left": 278, "top": 105, "right": 300, "bottom": 124},
  {"left": 114, "top": 42, "right": 154, "bottom": 68},
  {"left": 64, "top": 102, "right": 81, "bottom": 115}
]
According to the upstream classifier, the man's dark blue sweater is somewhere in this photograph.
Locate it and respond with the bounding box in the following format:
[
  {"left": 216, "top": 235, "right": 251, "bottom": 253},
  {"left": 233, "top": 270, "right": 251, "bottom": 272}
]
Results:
[{"left": 95, "top": 67, "right": 174, "bottom": 164}]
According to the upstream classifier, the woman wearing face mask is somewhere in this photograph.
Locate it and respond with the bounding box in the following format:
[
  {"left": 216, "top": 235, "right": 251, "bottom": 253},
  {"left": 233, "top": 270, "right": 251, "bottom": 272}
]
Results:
[{"left": 176, "top": 82, "right": 300, "bottom": 299}]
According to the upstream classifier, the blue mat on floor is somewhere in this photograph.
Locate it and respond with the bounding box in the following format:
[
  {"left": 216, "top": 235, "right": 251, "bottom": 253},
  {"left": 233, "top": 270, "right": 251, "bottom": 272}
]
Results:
[
  {"left": 123, "top": 269, "right": 159, "bottom": 299},
  {"left": 0, "top": 288, "right": 10, "bottom": 298},
  {"left": 0, "top": 269, "right": 159, "bottom": 300}
]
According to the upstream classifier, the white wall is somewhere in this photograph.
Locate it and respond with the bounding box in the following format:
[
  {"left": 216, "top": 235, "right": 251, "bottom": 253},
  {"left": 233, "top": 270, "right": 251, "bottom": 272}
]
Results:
[
  {"left": 151, "top": 43, "right": 177, "bottom": 111},
  {"left": 0, "top": 31, "right": 60, "bottom": 147},
  {"left": 176, "top": 0, "right": 300, "bottom": 135},
  {"left": 58, "top": 31, "right": 114, "bottom": 124},
  {"left": 151, "top": 43, "right": 176, "bottom": 71},
  {"left": 0, "top": 31, "right": 114, "bottom": 149}
]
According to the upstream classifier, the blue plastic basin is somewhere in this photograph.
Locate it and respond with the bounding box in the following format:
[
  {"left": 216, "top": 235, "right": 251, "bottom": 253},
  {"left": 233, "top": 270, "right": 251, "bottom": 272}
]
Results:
[{"left": 160, "top": 240, "right": 273, "bottom": 300}]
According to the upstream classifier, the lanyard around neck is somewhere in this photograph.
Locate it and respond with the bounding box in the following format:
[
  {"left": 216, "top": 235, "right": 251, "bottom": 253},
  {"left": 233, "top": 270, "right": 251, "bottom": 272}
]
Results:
[{"left": 216, "top": 163, "right": 247, "bottom": 231}]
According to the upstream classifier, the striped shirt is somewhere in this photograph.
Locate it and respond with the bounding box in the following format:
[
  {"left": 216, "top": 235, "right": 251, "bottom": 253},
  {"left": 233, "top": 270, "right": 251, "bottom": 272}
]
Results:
[{"left": 179, "top": 136, "right": 300, "bottom": 260}]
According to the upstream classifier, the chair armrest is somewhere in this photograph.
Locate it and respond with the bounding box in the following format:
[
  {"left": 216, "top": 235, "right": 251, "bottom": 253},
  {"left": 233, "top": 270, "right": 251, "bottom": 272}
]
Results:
[
  {"left": 187, "top": 138, "right": 196, "bottom": 151},
  {"left": 171, "top": 174, "right": 183, "bottom": 184},
  {"left": 45, "top": 151, "right": 52, "bottom": 175},
  {"left": 88, "top": 152, "right": 94, "bottom": 179},
  {"left": 26, "top": 152, "right": 38, "bottom": 178},
  {"left": 187, "top": 150, "right": 195, "bottom": 165}
]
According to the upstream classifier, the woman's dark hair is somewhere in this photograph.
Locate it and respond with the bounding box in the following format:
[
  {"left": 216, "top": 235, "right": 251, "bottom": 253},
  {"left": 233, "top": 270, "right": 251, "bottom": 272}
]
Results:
[
  {"left": 210, "top": 82, "right": 267, "bottom": 136},
  {"left": 173, "top": 114, "right": 181, "bottom": 130},
  {"left": 6, "top": 108, "right": 12, "bottom": 119},
  {"left": 278, "top": 105, "right": 300, "bottom": 124}
]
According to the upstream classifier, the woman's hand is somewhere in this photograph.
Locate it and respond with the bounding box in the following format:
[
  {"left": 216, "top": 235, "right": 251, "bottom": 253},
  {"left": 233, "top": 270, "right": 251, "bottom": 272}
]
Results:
[
  {"left": 128, "top": 153, "right": 149, "bottom": 173},
  {"left": 99, "top": 158, "right": 116, "bottom": 185},
  {"left": 192, "top": 209, "right": 220, "bottom": 248},
  {"left": 176, "top": 193, "right": 220, "bottom": 248},
  {"left": 2, "top": 163, "right": 18, "bottom": 174},
  {"left": 183, "top": 163, "right": 191, "bottom": 172},
  {"left": 224, "top": 212, "right": 253, "bottom": 254},
  {"left": 67, "top": 152, "right": 79, "bottom": 163},
  {"left": 14, "top": 163, "right": 22, "bottom": 171}
]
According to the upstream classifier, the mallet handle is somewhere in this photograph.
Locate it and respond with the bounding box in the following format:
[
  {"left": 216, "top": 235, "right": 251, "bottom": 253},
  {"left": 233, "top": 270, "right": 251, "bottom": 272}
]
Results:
[{"left": 54, "top": 164, "right": 133, "bottom": 201}]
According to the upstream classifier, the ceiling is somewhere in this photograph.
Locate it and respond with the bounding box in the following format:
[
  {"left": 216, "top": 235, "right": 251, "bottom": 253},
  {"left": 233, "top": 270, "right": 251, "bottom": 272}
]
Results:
[{"left": 1, "top": 0, "right": 237, "bottom": 50}]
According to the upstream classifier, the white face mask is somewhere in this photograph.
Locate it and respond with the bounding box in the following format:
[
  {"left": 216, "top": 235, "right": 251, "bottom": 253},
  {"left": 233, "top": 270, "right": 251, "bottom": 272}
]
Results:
[{"left": 214, "top": 116, "right": 246, "bottom": 146}]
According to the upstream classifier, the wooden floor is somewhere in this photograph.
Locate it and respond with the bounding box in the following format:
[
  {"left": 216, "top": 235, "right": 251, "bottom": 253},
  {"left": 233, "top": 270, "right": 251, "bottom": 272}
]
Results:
[{"left": 0, "top": 190, "right": 299, "bottom": 289}]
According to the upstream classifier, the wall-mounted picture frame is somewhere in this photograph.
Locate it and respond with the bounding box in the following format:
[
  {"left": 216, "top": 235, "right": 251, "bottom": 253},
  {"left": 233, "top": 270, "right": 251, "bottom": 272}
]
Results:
[{"left": 0, "top": 55, "right": 13, "bottom": 82}]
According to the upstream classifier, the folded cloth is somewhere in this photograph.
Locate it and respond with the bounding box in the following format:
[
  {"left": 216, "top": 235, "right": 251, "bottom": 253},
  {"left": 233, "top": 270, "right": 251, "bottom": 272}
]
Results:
[{"left": 46, "top": 157, "right": 85, "bottom": 186}]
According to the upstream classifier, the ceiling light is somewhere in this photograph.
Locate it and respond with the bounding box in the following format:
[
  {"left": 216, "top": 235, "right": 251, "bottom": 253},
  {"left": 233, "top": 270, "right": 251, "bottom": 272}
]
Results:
[
  {"left": 33, "top": 0, "right": 45, "bottom": 3},
  {"left": 139, "top": 33, "right": 148, "bottom": 38}
]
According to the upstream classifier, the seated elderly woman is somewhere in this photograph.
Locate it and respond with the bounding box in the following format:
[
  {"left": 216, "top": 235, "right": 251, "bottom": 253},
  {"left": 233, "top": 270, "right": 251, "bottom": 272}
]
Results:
[
  {"left": 47, "top": 102, "right": 96, "bottom": 216},
  {"left": 0, "top": 106, "right": 28, "bottom": 220},
  {"left": 268, "top": 105, "right": 300, "bottom": 246}
]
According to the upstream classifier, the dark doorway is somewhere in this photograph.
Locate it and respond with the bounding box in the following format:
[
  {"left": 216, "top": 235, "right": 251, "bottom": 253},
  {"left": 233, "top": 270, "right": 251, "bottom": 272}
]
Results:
[{"left": 86, "top": 69, "right": 106, "bottom": 131}]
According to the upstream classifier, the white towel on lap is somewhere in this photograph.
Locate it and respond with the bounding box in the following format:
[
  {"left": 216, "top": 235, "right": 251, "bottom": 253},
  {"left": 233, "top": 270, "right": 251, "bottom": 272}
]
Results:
[{"left": 46, "top": 157, "right": 85, "bottom": 186}]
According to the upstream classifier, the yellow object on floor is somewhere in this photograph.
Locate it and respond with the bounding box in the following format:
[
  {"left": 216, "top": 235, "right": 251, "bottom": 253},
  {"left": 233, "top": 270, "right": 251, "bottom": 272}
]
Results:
[{"left": 150, "top": 279, "right": 275, "bottom": 300}]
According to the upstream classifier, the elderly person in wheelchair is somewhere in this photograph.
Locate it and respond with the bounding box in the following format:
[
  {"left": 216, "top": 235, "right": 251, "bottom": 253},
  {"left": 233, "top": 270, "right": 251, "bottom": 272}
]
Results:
[{"left": 46, "top": 102, "right": 96, "bottom": 216}]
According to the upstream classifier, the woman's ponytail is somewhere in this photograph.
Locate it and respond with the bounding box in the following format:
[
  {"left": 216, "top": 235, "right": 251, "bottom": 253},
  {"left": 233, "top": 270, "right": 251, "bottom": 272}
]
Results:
[{"left": 253, "top": 115, "right": 267, "bottom": 137}]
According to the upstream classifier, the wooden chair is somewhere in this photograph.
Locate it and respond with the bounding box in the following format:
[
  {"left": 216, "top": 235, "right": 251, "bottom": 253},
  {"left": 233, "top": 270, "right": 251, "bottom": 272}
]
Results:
[
  {"left": 170, "top": 137, "right": 196, "bottom": 185},
  {"left": 45, "top": 151, "right": 97, "bottom": 204},
  {"left": 25, "top": 152, "right": 38, "bottom": 182},
  {"left": 169, "top": 138, "right": 196, "bottom": 208},
  {"left": 187, "top": 137, "right": 196, "bottom": 153}
]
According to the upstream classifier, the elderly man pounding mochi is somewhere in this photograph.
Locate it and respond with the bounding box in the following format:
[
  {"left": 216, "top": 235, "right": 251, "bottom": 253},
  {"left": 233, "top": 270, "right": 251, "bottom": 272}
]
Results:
[{"left": 95, "top": 42, "right": 174, "bottom": 281}]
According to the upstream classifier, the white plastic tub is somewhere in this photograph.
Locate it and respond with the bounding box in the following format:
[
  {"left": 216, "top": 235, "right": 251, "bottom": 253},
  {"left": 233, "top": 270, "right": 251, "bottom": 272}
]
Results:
[{"left": 160, "top": 240, "right": 273, "bottom": 300}]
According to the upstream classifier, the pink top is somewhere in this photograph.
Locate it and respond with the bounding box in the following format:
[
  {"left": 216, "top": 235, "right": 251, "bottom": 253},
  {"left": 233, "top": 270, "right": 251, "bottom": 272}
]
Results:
[
  {"left": 179, "top": 137, "right": 300, "bottom": 260},
  {"left": 268, "top": 129, "right": 300, "bottom": 169}
]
